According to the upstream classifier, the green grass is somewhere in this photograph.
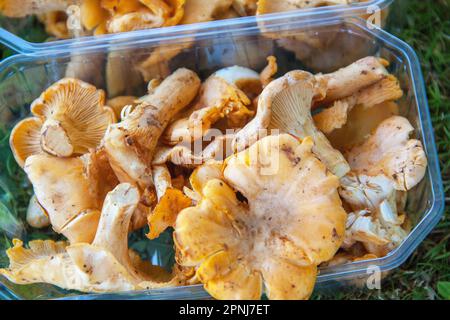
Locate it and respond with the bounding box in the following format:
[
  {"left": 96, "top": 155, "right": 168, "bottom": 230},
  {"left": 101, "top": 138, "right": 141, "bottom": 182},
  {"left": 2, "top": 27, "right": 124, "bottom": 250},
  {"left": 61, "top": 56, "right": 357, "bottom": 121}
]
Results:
[
  {"left": 0, "top": 0, "right": 448, "bottom": 300},
  {"left": 379, "top": 0, "right": 450, "bottom": 300},
  {"left": 315, "top": 0, "right": 450, "bottom": 300},
  {"left": 370, "top": 0, "right": 450, "bottom": 300}
]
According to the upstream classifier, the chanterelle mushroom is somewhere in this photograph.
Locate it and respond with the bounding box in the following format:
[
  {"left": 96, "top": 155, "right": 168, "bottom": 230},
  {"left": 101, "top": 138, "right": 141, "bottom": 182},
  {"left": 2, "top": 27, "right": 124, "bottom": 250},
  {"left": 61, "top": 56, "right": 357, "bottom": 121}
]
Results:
[
  {"left": 154, "top": 133, "right": 235, "bottom": 168},
  {"left": 257, "top": 0, "right": 352, "bottom": 14},
  {"left": 315, "top": 56, "right": 389, "bottom": 106},
  {"left": 81, "top": 0, "right": 185, "bottom": 35},
  {"left": 24, "top": 149, "right": 118, "bottom": 243},
  {"left": 342, "top": 189, "right": 408, "bottom": 257},
  {"left": 314, "top": 75, "right": 403, "bottom": 134},
  {"left": 0, "top": 0, "right": 80, "bottom": 18},
  {"left": 0, "top": 184, "right": 180, "bottom": 293},
  {"left": 180, "top": 0, "right": 233, "bottom": 24},
  {"left": 24, "top": 78, "right": 115, "bottom": 158},
  {"left": 146, "top": 165, "right": 192, "bottom": 239},
  {"left": 324, "top": 101, "right": 400, "bottom": 152},
  {"left": 9, "top": 117, "right": 44, "bottom": 168},
  {"left": 104, "top": 68, "right": 200, "bottom": 190},
  {"left": 106, "top": 96, "right": 139, "bottom": 120},
  {"left": 38, "top": 11, "right": 71, "bottom": 39},
  {"left": 346, "top": 116, "right": 427, "bottom": 191},
  {"left": 260, "top": 55, "right": 278, "bottom": 88},
  {"left": 174, "top": 134, "right": 346, "bottom": 299},
  {"left": 338, "top": 116, "right": 427, "bottom": 256},
  {"left": 232, "top": 0, "right": 257, "bottom": 16},
  {"left": 106, "top": 0, "right": 185, "bottom": 33},
  {"left": 233, "top": 70, "right": 350, "bottom": 178},
  {"left": 213, "top": 65, "right": 262, "bottom": 98},
  {"left": 340, "top": 173, "right": 395, "bottom": 212},
  {"left": 164, "top": 75, "right": 253, "bottom": 145},
  {"left": 26, "top": 195, "right": 50, "bottom": 229},
  {"left": 256, "top": 2, "right": 358, "bottom": 69}
]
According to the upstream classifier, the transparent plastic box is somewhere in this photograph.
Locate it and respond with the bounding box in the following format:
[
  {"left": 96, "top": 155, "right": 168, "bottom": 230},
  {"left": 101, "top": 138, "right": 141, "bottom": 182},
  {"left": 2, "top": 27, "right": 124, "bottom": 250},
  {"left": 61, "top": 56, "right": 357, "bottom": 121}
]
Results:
[
  {"left": 0, "top": 0, "right": 394, "bottom": 54},
  {"left": 0, "top": 15, "right": 444, "bottom": 300}
]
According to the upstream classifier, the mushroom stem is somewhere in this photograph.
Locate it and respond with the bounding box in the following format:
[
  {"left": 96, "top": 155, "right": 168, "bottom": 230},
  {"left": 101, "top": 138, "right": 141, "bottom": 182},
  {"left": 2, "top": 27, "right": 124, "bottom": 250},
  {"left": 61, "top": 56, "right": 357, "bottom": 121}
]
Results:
[
  {"left": 315, "top": 56, "right": 389, "bottom": 106},
  {"left": 41, "top": 119, "right": 74, "bottom": 157},
  {"left": 235, "top": 70, "right": 350, "bottom": 177},
  {"left": 92, "top": 183, "right": 139, "bottom": 267},
  {"left": 26, "top": 195, "right": 50, "bottom": 229},
  {"left": 152, "top": 165, "right": 172, "bottom": 201},
  {"left": 104, "top": 68, "right": 201, "bottom": 189},
  {"left": 275, "top": 72, "right": 350, "bottom": 177}
]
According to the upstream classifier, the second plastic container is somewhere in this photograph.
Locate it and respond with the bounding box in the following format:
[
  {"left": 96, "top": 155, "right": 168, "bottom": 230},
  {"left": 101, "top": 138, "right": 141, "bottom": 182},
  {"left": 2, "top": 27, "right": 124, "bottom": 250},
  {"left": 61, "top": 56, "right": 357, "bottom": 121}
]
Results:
[{"left": 0, "top": 0, "right": 395, "bottom": 54}]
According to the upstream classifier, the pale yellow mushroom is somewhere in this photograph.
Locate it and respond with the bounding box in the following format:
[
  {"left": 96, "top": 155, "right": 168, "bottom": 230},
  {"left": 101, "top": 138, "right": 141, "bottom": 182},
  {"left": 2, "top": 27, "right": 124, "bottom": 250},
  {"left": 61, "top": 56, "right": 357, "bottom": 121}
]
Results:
[
  {"left": 37, "top": 11, "right": 70, "bottom": 39},
  {"left": 188, "top": 76, "right": 253, "bottom": 133},
  {"left": 326, "top": 101, "right": 400, "bottom": 152},
  {"left": 256, "top": 1, "right": 355, "bottom": 67},
  {"left": 81, "top": 0, "right": 109, "bottom": 31},
  {"left": 180, "top": 0, "right": 233, "bottom": 24},
  {"left": 346, "top": 116, "right": 428, "bottom": 191},
  {"left": 0, "top": 184, "right": 181, "bottom": 293},
  {"left": 174, "top": 135, "right": 347, "bottom": 300},
  {"left": 106, "top": 51, "right": 144, "bottom": 98},
  {"left": 9, "top": 117, "right": 44, "bottom": 168},
  {"left": 10, "top": 78, "right": 113, "bottom": 167},
  {"left": 338, "top": 116, "right": 422, "bottom": 256},
  {"left": 80, "top": 0, "right": 185, "bottom": 35},
  {"left": 257, "top": 0, "right": 353, "bottom": 14},
  {"left": 65, "top": 54, "right": 105, "bottom": 88},
  {"left": 137, "top": 42, "right": 191, "bottom": 82},
  {"left": 24, "top": 149, "right": 118, "bottom": 243},
  {"left": 164, "top": 75, "right": 253, "bottom": 145},
  {"left": 214, "top": 6, "right": 240, "bottom": 19},
  {"left": 340, "top": 173, "right": 395, "bottom": 212},
  {"left": 213, "top": 65, "right": 262, "bottom": 99},
  {"left": 106, "top": 10, "right": 165, "bottom": 33},
  {"left": 340, "top": 173, "right": 408, "bottom": 254},
  {"left": 343, "top": 199, "right": 408, "bottom": 257},
  {"left": 314, "top": 75, "right": 403, "bottom": 134},
  {"left": 0, "top": 0, "right": 80, "bottom": 18},
  {"left": 146, "top": 165, "right": 192, "bottom": 239},
  {"left": 232, "top": 0, "right": 257, "bottom": 16},
  {"left": 183, "top": 160, "right": 223, "bottom": 202},
  {"left": 26, "top": 195, "right": 50, "bottom": 229},
  {"left": 29, "top": 78, "right": 115, "bottom": 158},
  {"left": 153, "top": 133, "right": 235, "bottom": 168},
  {"left": 260, "top": 56, "right": 278, "bottom": 88},
  {"left": 153, "top": 145, "right": 204, "bottom": 168},
  {"left": 24, "top": 154, "right": 100, "bottom": 235},
  {"left": 315, "top": 56, "right": 389, "bottom": 106},
  {"left": 233, "top": 70, "right": 350, "bottom": 178},
  {"left": 104, "top": 68, "right": 200, "bottom": 190},
  {"left": 106, "top": 96, "right": 139, "bottom": 120},
  {"left": 105, "top": 0, "right": 185, "bottom": 33}
]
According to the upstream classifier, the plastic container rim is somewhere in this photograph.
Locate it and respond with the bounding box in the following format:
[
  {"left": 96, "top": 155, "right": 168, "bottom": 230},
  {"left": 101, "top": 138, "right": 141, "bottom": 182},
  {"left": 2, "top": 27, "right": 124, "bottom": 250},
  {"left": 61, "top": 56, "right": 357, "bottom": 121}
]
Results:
[{"left": 0, "top": 0, "right": 393, "bottom": 54}]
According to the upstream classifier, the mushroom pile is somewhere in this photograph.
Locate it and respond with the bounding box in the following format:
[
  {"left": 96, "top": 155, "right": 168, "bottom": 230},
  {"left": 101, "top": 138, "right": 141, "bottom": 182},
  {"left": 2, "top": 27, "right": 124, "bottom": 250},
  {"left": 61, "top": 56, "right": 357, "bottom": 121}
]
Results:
[
  {"left": 1, "top": 56, "right": 428, "bottom": 300},
  {"left": 0, "top": 0, "right": 363, "bottom": 39}
]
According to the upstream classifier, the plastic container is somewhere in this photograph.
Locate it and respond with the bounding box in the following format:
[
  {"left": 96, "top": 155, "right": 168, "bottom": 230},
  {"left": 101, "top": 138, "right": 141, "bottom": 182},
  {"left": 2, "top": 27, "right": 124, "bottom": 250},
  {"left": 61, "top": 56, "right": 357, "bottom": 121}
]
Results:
[
  {"left": 0, "top": 16, "right": 444, "bottom": 300},
  {"left": 0, "top": 0, "right": 394, "bottom": 54}
]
